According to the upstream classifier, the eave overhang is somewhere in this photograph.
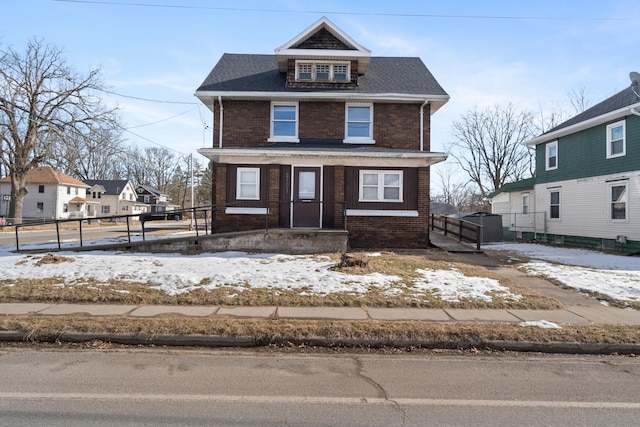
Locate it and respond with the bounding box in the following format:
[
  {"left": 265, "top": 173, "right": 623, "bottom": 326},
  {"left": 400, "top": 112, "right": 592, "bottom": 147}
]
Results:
[
  {"left": 198, "top": 147, "right": 448, "bottom": 168},
  {"left": 194, "top": 91, "right": 450, "bottom": 115},
  {"left": 525, "top": 100, "right": 640, "bottom": 147}
]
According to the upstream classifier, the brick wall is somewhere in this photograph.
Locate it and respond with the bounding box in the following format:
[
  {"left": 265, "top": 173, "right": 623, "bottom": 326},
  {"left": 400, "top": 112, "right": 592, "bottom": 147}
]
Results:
[{"left": 210, "top": 99, "right": 431, "bottom": 149}]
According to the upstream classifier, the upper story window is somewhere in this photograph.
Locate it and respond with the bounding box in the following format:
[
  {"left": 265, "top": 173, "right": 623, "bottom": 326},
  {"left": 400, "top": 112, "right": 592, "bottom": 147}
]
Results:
[
  {"left": 606, "top": 120, "right": 626, "bottom": 159},
  {"left": 345, "top": 103, "right": 375, "bottom": 144},
  {"left": 545, "top": 141, "right": 558, "bottom": 171},
  {"left": 237, "top": 167, "right": 260, "bottom": 200},
  {"left": 359, "top": 170, "right": 403, "bottom": 202},
  {"left": 269, "top": 102, "right": 299, "bottom": 143},
  {"left": 67, "top": 186, "right": 71, "bottom": 194},
  {"left": 38, "top": 185, "right": 45, "bottom": 193},
  {"left": 295, "top": 61, "right": 350, "bottom": 82}
]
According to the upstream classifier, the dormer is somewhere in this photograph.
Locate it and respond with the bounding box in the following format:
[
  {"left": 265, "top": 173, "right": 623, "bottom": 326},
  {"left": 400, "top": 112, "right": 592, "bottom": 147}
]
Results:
[{"left": 275, "top": 17, "right": 371, "bottom": 89}]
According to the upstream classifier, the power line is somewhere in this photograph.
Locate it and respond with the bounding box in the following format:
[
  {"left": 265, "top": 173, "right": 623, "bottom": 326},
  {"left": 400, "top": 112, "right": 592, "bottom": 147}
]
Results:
[
  {"left": 53, "top": 0, "right": 631, "bottom": 21},
  {"left": 98, "top": 88, "right": 199, "bottom": 105}
]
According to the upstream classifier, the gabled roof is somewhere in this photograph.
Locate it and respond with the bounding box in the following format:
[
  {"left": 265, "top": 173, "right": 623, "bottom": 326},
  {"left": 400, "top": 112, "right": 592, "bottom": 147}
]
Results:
[
  {"left": 526, "top": 85, "right": 640, "bottom": 147},
  {"left": 84, "top": 179, "right": 132, "bottom": 196},
  {"left": 0, "top": 167, "right": 89, "bottom": 187},
  {"left": 137, "top": 184, "right": 166, "bottom": 197},
  {"left": 195, "top": 54, "right": 449, "bottom": 113},
  {"left": 488, "top": 177, "right": 535, "bottom": 198},
  {"left": 274, "top": 16, "right": 371, "bottom": 73}
]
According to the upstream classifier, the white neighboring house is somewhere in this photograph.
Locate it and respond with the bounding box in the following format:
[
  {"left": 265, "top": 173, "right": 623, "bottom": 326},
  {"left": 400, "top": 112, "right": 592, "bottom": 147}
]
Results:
[
  {"left": 0, "top": 167, "right": 91, "bottom": 220},
  {"left": 84, "top": 179, "right": 149, "bottom": 219},
  {"left": 490, "top": 74, "right": 640, "bottom": 254}
]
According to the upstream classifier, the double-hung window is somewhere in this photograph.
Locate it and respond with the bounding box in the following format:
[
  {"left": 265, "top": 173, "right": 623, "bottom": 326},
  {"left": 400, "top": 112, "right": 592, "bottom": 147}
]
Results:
[
  {"left": 359, "top": 170, "right": 403, "bottom": 202},
  {"left": 237, "top": 167, "right": 260, "bottom": 200},
  {"left": 610, "top": 183, "right": 627, "bottom": 221},
  {"left": 269, "top": 102, "right": 299, "bottom": 142},
  {"left": 606, "top": 120, "right": 625, "bottom": 159},
  {"left": 522, "top": 193, "right": 529, "bottom": 214},
  {"left": 345, "top": 104, "right": 374, "bottom": 143},
  {"left": 549, "top": 189, "right": 560, "bottom": 219},
  {"left": 546, "top": 141, "right": 558, "bottom": 171}
]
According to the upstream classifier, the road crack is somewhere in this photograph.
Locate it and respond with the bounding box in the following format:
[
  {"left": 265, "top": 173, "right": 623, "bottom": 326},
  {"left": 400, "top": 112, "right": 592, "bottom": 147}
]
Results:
[{"left": 353, "top": 356, "right": 407, "bottom": 426}]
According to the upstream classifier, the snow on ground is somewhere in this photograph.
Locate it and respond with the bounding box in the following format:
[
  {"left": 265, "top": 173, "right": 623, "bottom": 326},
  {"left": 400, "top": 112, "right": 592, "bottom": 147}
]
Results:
[
  {"left": 487, "top": 243, "right": 640, "bottom": 303},
  {"left": 0, "top": 240, "right": 515, "bottom": 302},
  {"left": 1, "top": 239, "right": 639, "bottom": 304}
]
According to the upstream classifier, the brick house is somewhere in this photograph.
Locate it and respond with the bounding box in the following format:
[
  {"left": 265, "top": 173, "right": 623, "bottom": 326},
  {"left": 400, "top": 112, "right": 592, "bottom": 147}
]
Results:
[{"left": 195, "top": 17, "right": 449, "bottom": 248}]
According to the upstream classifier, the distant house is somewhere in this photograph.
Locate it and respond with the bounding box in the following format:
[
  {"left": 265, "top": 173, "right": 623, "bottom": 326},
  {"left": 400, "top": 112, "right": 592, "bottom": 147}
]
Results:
[
  {"left": 135, "top": 185, "right": 180, "bottom": 213},
  {"left": 84, "top": 179, "right": 148, "bottom": 218},
  {"left": 0, "top": 167, "right": 90, "bottom": 220},
  {"left": 490, "top": 75, "right": 640, "bottom": 253},
  {"left": 194, "top": 17, "right": 449, "bottom": 248}
]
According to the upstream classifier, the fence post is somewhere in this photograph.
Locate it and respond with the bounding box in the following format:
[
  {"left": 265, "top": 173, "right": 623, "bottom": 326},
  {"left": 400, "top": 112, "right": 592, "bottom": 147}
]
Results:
[
  {"left": 79, "top": 219, "right": 83, "bottom": 247},
  {"left": 443, "top": 216, "right": 448, "bottom": 236},
  {"left": 56, "top": 221, "right": 61, "bottom": 250}
]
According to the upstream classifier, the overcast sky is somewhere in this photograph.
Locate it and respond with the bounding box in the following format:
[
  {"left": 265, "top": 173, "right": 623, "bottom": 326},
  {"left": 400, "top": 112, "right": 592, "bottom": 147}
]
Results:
[{"left": 3, "top": 1, "right": 639, "bottom": 186}]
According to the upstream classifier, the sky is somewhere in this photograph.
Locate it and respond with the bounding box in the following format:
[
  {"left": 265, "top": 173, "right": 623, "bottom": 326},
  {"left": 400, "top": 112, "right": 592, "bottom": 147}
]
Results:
[
  {"left": 2, "top": 0, "right": 640, "bottom": 189},
  {"left": 2, "top": 232, "right": 639, "bottom": 312}
]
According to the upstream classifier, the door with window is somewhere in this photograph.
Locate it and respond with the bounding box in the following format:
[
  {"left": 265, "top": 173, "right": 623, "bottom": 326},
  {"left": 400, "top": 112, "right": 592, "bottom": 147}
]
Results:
[{"left": 292, "top": 167, "right": 321, "bottom": 228}]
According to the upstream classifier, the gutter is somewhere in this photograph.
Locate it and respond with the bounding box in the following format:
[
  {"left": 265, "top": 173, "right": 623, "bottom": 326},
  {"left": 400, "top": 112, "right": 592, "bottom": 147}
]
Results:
[
  {"left": 631, "top": 107, "right": 640, "bottom": 117},
  {"left": 218, "top": 96, "right": 224, "bottom": 148},
  {"left": 420, "top": 99, "right": 429, "bottom": 151}
]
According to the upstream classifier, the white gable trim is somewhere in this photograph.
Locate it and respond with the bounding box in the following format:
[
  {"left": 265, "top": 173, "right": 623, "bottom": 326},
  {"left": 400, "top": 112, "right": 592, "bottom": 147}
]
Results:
[{"left": 275, "top": 16, "right": 370, "bottom": 55}]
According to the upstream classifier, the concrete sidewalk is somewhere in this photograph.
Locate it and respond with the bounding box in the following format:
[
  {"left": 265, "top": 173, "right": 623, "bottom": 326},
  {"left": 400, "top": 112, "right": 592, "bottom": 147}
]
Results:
[{"left": 2, "top": 302, "right": 640, "bottom": 325}]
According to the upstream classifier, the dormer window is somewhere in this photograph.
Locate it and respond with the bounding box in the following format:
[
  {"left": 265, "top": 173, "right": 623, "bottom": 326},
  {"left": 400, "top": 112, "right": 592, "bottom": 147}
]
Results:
[{"left": 295, "top": 61, "right": 350, "bottom": 82}]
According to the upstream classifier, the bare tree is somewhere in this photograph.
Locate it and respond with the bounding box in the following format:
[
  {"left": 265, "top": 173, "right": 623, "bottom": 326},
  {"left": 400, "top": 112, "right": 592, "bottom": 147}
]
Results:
[
  {"left": 142, "top": 146, "right": 178, "bottom": 192},
  {"left": 433, "top": 164, "right": 472, "bottom": 211},
  {"left": 447, "top": 103, "right": 533, "bottom": 199},
  {"left": 46, "top": 127, "right": 126, "bottom": 180},
  {"left": 533, "top": 87, "right": 591, "bottom": 135},
  {"left": 0, "top": 38, "right": 118, "bottom": 222}
]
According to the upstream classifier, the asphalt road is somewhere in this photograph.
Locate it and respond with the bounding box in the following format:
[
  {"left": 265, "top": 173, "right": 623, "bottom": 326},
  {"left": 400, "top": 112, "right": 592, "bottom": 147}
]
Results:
[
  {"left": 0, "top": 347, "right": 638, "bottom": 426},
  {"left": 0, "top": 221, "right": 192, "bottom": 250}
]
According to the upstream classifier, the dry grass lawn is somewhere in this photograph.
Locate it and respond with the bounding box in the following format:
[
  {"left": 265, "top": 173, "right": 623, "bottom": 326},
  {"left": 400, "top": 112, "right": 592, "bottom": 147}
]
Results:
[{"left": 0, "top": 250, "right": 564, "bottom": 310}]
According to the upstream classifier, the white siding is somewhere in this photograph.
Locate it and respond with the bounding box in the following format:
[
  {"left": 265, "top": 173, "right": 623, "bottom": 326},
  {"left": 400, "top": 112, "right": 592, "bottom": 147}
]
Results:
[{"left": 534, "top": 172, "right": 640, "bottom": 241}]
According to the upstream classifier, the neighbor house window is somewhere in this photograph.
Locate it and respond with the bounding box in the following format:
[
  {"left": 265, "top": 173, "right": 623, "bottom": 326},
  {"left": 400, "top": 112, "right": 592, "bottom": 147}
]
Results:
[
  {"left": 63, "top": 203, "right": 68, "bottom": 213},
  {"left": 67, "top": 187, "right": 71, "bottom": 194},
  {"left": 549, "top": 189, "right": 560, "bottom": 219},
  {"left": 522, "top": 193, "right": 529, "bottom": 214},
  {"left": 37, "top": 202, "right": 44, "bottom": 212},
  {"left": 236, "top": 167, "right": 260, "bottom": 200},
  {"left": 144, "top": 195, "right": 150, "bottom": 203},
  {"left": 606, "top": 120, "right": 625, "bottom": 159},
  {"left": 359, "top": 170, "right": 403, "bottom": 202},
  {"left": 102, "top": 206, "right": 110, "bottom": 214},
  {"left": 295, "top": 61, "right": 350, "bottom": 82},
  {"left": 345, "top": 104, "right": 374, "bottom": 143},
  {"left": 269, "top": 103, "right": 298, "bottom": 142},
  {"left": 610, "top": 183, "right": 627, "bottom": 221},
  {"left": 38, "top": 185, "right": 45, "bottom": 193},
  {"left": 546, "top": 141, "right": 558, "bottom": 171}
]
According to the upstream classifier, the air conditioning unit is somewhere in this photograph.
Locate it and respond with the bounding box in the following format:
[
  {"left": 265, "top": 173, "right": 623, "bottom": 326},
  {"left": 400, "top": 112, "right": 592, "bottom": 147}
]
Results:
[{"left": 616, "top": 235, "right": 627, "bottom": 244}]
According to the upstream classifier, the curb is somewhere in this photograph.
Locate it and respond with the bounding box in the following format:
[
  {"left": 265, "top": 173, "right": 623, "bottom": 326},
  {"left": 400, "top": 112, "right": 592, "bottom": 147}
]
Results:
[{"left": 2, "top": 331, "right": 639, "bottom": 355}]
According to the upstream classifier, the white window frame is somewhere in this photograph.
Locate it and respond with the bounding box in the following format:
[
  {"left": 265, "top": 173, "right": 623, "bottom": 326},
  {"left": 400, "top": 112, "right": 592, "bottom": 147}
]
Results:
[
  {"left": 358, "top": 170, "right": 403, "bottom": 202},
  {"left": 609, "top": 182, "right": 628, "bottom": 222},
  {"left": 268, "top": 102, "right": 299, "bottom": 143},
  {"left": 549, "top": 189, "right": 561, "bottom": 220},
  {"left": 295, "top": 60, "right": 350, "bottom": 83},
  {"left": 236, "top": 167, "right": 260, "bottom": 201},
  {"left": 606, "top": 120, "right": 626, "bottom": 159},
  {"left": 546, "top": 141, "right": 558, "bottom": 171},
  {"left": 522, "top": 192, "right": 529, "bottom": 215},
  {"left": 344, "top": 103, "right": 375, "bottom": 144}
]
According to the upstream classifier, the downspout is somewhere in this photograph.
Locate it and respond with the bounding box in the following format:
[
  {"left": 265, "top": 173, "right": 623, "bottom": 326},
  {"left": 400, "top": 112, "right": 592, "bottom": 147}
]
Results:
[
  {"left": 630, "top": 107, "right": 640, "bottom": 117},
  {"left": 419, "top": 99, "right": 429, "bottom": 152},
  {"left": 218, "top": 96, "right": 224, "bottom": 148}
]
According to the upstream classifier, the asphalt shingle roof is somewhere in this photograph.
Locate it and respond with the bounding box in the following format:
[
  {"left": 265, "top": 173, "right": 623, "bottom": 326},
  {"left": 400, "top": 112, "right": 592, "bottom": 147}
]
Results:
[
  {"left": 84, "top": 180, "right": 131, "bottom": 196},
  {"left": 544, "top": 86, "right": 640, "bottom": 134},
  {"left": 196, "top": 54, "right": 448, "bottom": 97}
]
